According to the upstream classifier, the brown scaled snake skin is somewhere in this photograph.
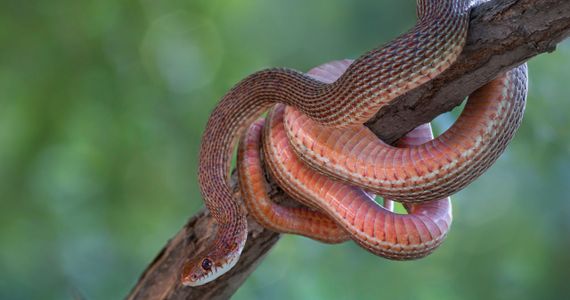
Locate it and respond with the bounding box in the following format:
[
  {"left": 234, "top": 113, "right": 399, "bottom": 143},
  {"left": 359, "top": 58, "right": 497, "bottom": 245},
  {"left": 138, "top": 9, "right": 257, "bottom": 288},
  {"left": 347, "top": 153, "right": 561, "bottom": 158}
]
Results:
[{"left": 181, "top": 0, "right": 528, "bottom": 286}]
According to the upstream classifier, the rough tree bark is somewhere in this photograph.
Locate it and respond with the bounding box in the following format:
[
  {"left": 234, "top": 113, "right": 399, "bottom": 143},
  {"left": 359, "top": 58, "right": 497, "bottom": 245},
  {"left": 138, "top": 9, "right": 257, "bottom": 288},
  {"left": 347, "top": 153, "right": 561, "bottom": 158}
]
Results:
[{"left": 128, "top": 0, "right": 570, "bottom": 299}]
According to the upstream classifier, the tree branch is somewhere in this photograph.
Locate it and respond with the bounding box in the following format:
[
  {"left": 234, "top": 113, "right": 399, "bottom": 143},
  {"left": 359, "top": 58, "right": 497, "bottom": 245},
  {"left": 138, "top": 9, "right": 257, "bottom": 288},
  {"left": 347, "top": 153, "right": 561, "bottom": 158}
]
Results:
[{"left": 127, "top": 0, "right": 570, "bottom": 299}]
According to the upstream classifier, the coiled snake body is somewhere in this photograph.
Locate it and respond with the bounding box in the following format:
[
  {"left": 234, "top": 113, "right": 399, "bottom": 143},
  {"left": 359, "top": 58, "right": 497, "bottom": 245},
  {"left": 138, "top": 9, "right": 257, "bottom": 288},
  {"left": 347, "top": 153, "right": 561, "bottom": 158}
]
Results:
[{"left": 181, "top": 0, "right": 528, "bottom": 286}]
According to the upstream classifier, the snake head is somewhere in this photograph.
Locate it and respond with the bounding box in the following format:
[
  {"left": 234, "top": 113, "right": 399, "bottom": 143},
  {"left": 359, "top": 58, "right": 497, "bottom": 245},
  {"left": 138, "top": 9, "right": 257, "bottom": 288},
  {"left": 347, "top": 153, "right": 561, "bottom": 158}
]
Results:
[
  {"left": 181, "top": 246, "right": 242, "bottom": 286},
  {"left": 180, "top": 255, "right": 215, "bottom": 287}
]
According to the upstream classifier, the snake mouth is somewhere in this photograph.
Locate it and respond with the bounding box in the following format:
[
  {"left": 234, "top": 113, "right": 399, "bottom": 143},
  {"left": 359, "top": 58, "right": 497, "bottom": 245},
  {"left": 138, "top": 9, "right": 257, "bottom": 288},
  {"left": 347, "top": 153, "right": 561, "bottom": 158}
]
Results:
[{"left": 181, "top": 274, "right": 200, "bottom": 287}]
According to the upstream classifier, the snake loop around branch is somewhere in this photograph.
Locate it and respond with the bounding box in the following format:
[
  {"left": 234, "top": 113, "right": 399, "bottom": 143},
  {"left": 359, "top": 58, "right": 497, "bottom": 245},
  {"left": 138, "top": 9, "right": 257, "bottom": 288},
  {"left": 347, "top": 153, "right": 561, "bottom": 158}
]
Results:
[{"left": 180, "top": 0, "right": 527, "bottom": 287}]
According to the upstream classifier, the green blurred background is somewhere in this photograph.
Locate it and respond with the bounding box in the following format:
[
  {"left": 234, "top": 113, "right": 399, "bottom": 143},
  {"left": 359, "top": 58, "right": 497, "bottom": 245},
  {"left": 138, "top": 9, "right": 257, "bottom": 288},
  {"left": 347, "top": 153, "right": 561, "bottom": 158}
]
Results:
[{"left": 1, "top": 0, "right": 569, "bottom": 299}]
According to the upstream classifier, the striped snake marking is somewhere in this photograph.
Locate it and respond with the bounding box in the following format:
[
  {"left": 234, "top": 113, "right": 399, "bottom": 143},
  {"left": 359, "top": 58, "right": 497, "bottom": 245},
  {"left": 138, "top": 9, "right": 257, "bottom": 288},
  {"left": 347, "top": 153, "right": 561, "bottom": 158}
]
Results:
[{"left": 181, "top": 0, "right": 527, "bottom": 287}]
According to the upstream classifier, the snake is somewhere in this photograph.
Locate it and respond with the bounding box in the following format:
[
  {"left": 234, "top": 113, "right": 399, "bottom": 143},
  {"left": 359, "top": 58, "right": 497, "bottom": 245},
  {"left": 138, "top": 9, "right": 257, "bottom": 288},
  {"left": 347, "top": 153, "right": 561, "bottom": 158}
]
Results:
[{"left": 181, "top": 0, "right": 528, "bottom": 286}]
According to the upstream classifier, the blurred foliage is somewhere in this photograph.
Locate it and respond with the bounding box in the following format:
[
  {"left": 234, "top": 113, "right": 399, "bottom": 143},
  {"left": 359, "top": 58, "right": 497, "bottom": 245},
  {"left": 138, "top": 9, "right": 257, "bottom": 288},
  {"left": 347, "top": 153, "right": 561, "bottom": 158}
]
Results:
[{"left": 1, "top": 0, "right": 569, "bottom": 299}]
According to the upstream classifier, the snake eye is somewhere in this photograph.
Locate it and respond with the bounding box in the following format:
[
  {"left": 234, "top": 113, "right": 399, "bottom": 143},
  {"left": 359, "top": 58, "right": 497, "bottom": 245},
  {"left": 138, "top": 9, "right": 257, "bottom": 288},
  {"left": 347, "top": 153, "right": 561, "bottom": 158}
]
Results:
[{"left": 201, "top": 258, "right": 213, "bottom": 271}]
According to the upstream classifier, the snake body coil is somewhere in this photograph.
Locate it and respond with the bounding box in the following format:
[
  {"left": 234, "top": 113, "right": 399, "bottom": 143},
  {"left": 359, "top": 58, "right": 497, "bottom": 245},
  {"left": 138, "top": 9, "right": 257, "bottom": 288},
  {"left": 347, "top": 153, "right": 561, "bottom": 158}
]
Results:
[{"left": 181, "top": 0, "right": 527, "bottom": 286}]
